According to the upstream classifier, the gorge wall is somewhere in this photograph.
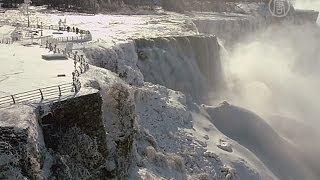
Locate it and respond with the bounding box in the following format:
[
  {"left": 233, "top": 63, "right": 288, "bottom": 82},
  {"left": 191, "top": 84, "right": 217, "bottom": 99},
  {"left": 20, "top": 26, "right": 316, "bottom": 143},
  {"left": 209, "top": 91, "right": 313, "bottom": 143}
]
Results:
[
  {"left": 84, "top": 34, "right": 225, "bottom": 104},
  {"left": 39, "top": 92, "right": 109, "bottom": 179},
  {"left": 193, "top": 15, "right": 267, "bottom": 47}
]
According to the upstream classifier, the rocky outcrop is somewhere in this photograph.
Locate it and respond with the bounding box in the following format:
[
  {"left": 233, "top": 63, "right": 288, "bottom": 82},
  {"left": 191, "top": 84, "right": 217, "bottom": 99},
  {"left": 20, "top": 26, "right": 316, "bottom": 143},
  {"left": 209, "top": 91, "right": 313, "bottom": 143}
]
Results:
[
  {"left": 102, "top": 83, "right": 138, "bottom": 179},
  {"left": 0, "top": 127, "right": 40, "bottom": 179},
  {"left": 0, "top": 106, "right": 44, "bottom": 179},
  {"left": 39, "top": 92, "right": 109, "bottom": 179}
]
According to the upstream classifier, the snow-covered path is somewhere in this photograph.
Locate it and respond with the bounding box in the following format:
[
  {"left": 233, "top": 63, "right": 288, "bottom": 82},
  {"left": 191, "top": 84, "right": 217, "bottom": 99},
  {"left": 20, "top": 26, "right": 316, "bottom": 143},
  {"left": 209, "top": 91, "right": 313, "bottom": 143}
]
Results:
[{"left": 0, "top": 44, "right": 73, "bottom": 97}]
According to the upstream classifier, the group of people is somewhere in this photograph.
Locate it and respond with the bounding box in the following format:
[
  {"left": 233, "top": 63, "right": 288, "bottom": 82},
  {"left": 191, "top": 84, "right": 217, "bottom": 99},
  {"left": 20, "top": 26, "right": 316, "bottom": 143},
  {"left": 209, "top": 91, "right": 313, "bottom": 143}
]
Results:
[
  {"left": 58, "top": 19, "right": 90, "bottom": 35},
  {"left": 58, "top": 26, "right": 90, "bottom": 35}
]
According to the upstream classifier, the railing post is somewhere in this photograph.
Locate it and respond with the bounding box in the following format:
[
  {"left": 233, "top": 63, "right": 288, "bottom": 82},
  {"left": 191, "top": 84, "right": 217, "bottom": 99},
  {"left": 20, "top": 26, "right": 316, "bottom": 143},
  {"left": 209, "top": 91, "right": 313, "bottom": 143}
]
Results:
[
  {"left": 80, "top": 55, "right": 84, "bottom": 73},
  {"left": 54, "top": 45, "right": 57, "bottom": 54},
  {"left": 11, "top": 95, "right": 15, "bottom": 104},
  {"left": 74, "top": 51, "right": 78, "bottom": 62},
  {"left": 58, "top": 86, "right": 62, "bottom": 96},
  {"left": 39, "top": 89, "right": 44, "bottom": 100},
  {"left": 73, "top": 82, "right": 78, "bottom": 93}
]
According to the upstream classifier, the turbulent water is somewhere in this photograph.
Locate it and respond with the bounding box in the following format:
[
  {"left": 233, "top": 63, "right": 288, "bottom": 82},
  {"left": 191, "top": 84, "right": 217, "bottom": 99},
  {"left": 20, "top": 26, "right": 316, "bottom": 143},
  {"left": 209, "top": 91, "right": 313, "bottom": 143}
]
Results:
[{"left": 214, "top": 21, "right": 320, "bottom": 180}]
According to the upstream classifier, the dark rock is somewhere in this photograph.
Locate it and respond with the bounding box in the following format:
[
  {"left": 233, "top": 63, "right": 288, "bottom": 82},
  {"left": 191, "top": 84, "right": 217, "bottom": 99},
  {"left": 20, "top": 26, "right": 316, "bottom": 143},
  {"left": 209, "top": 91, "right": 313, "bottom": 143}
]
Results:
[
  {"left": 0, "top": 127, "right": 40, "bottom": 179},
  {"left": 39, "top": 92, "right": 110, "bottom": 179}
]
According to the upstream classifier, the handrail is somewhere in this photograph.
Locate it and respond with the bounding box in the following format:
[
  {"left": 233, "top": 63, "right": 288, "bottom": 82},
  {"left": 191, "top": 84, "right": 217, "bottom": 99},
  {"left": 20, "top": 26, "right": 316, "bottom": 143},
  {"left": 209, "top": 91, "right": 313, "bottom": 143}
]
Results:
[
  {"left": 0, "top": 23, "right": 92, "bottom": 108},
  {"left": 0, "top": 35, "right": 13, "bottom": 44},
  {"left": 0, "top": 83, "right": 75, "bottom": 108}
]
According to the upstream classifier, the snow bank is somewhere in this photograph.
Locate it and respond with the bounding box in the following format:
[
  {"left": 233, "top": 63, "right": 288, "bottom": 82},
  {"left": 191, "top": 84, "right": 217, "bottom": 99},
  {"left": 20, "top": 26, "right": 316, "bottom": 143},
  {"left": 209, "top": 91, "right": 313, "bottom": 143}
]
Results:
[{"left": 83, "top": 41, "right": 144, "bottom": 86}]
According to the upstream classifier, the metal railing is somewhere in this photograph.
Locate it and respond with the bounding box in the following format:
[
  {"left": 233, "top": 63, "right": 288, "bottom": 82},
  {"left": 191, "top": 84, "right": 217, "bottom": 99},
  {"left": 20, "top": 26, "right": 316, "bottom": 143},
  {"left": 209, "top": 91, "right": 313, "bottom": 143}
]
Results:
[
  {"left": 0, "top": 35, "right": 13, "bottom": 44},
  {"left": 0, "top": 22, "right": 92, "bottom": 108},
  {"left": 52, "top": 34, "right": 92, "bottom": 43},
  {"left": 0, "top": 83, "right": 76, "bottom": 108},
  {"left": 41, "top": 38, "right": 90, "bottom": 98}
]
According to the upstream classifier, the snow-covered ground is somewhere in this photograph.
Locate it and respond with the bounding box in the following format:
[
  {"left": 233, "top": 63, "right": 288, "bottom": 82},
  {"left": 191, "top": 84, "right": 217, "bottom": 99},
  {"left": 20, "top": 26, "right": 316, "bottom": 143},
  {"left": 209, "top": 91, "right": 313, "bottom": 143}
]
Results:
[
  {"left": 0, "top": 20, "right": 87, "bottom": 97},
  {"left": 1, "top": 8, "right": 259, "bottom": 44},
  {"left": 0, "top": 44, "right": 73, "bottom": 97}
]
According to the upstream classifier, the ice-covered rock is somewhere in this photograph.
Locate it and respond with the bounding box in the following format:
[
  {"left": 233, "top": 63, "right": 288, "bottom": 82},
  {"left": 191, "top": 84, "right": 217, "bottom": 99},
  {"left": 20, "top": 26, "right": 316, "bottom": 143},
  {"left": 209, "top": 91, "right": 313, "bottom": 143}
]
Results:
[
  {"left": 135, "top": 35, "right": 224, "bottom": 103},
  {"left": 0, "top": 105, "right": 45, "bottom": 179},
  {"left": 84, "top": 41, "right": 144, "bottom": 86}
]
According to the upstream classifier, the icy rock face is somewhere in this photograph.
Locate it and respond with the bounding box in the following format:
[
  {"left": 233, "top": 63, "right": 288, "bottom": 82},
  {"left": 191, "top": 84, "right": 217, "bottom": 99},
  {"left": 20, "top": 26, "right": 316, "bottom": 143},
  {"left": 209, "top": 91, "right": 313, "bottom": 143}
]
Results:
[
  {"left": 133, "top": 83, "right": 224, "bottom": 179},
  {"left": 80, "top": 67, "right": 140, "bottom": 179},
  {"left": 49, "top": 127, "right": 106, "bottom": 179},
  {"left": 135, "top": 35, "right": 224, "bottom": 103},
  {"left": 194, "top": 15, "right": 266, "bottom": 47},
  {"left": 101, "top": 83, "right": 138, "bottom": 179},
  {"left": 39, "top": 93, "right": 110, "bottom": 179},
  {"left": 0, "top": 127, "right": 38, "bottom": 179},
  {"left": 84, "top": 34, "right": 224, "bottom": 103},
  {"left": 84, "top": 41, "right": 144, "bottom": 87},
  {"left": 0, "top": 106, "right": 44, "bottom": 179}
]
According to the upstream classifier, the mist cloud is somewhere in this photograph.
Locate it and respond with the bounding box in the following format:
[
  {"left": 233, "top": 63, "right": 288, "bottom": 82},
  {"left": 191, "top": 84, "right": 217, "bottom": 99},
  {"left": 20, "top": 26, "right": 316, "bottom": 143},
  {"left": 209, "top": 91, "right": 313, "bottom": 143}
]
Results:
[{"left": 219, "top": 21, "right": 320, "bottom": 178}]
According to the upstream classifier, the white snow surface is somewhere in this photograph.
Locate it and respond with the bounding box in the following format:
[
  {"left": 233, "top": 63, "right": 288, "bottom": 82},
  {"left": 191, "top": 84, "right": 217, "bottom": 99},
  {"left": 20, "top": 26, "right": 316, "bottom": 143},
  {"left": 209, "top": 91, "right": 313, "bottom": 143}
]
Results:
[{"left": 0, "top": 44, "right": 73, "bottom": 97}]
